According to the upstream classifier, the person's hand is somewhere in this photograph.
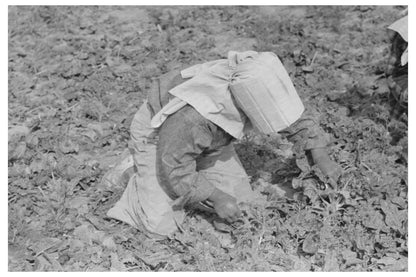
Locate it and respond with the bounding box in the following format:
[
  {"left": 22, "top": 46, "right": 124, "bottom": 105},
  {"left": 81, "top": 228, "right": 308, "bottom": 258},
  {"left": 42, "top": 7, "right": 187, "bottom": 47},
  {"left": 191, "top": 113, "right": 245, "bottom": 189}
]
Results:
[
  {"left": 208, "top": 188, "right": 241, "bottom": 223},
  {"left": 310, "top": 148, "right": 342, "bottom": 183},
  {"left": 317, "top": 158, "right": 342, "bottom": 183}
]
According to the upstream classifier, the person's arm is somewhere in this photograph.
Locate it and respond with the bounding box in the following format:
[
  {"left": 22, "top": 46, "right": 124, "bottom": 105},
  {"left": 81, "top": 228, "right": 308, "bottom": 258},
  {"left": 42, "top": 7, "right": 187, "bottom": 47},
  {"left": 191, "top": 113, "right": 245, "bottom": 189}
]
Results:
[
  {"left": 156, "top": 106, "right": 241, "bottom": 222},
  {"left": 156, "top": 107, "right": 216, "bottom": 205},
  {"left": 278, "top": 109, "right": 342, "bottom": 182}
]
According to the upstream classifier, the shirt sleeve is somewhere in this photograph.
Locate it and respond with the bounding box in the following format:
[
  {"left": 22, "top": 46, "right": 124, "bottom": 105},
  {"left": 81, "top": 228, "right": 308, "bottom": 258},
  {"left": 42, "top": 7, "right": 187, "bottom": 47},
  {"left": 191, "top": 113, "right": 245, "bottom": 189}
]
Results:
[
  {"left": 156, "top": 106, "right": 217, "bottom": 207},
  {"left": 278, "top": 108, "right": 331, "bottom": 155}
]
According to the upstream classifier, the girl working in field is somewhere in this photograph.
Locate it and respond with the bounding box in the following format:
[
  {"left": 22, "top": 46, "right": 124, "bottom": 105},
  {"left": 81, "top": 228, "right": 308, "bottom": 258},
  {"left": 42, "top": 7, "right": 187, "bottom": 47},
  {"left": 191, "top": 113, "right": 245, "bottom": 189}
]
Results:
[{"left": 106, "top": 51, "right": 342, "bottom": 237}]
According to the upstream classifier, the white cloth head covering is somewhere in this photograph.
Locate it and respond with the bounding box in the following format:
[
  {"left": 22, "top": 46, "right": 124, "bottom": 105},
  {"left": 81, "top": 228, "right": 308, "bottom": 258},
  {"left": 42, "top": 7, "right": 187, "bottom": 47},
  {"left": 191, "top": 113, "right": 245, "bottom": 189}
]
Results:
[
  {"left": 388, "top": 15, "right": 408, "bottom": 66},
  {"left": 151, "top": 51, "right": 304, "bottom": 139}
]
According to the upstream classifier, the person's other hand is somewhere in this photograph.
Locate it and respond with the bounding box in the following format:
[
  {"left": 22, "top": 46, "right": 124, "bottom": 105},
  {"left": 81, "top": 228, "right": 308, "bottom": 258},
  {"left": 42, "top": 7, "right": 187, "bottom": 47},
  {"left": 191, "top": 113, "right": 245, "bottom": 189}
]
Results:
[
  {"left": 208, "top": 188, "right": 241, "bottom": 223},
  {"left": 310, "top": 148, "right": 342, "bottom": 182},
  {"left": 317, "top": 157, "right": 342, "bottom": 183}
]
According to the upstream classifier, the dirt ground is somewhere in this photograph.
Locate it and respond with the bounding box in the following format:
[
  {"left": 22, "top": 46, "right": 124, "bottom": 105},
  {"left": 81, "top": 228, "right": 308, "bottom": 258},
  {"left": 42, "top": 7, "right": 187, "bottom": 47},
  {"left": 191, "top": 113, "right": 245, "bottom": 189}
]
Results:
[{"left": 8, "top": 6, "right": 408, "bottom": 271}]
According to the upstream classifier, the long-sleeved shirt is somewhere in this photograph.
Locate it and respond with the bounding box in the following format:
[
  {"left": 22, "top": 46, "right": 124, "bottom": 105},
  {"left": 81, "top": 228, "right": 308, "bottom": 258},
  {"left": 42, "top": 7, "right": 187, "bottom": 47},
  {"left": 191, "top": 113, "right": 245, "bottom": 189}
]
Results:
[
  {"left": 149, "top": 69, "right": 330, "bottom": 206},
  {"left": 155, "top": 103, "right": 329, "bottom": 206}
]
